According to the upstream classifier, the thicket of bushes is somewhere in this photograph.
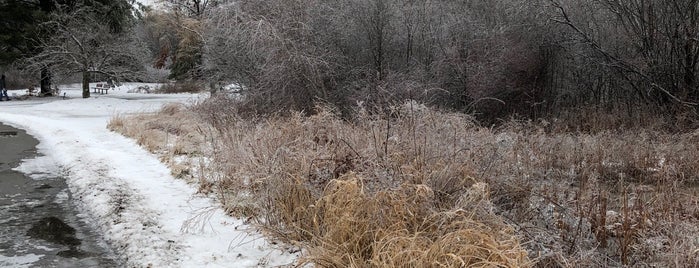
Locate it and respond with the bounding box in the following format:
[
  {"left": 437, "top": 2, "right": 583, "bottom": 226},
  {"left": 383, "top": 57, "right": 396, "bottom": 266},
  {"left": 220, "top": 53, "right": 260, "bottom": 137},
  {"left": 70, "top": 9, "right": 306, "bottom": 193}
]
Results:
[
  {"left": 201, "top": 0, "right": 548, "bottom": 119},
  {"left": 192, "top": 0, "right": 699, "bottom": 126}
]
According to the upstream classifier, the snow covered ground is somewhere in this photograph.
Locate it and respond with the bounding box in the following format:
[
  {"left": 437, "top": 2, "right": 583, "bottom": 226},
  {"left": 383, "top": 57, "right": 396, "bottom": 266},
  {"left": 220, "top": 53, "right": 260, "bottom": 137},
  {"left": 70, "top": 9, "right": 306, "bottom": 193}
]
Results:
[{"left": 0, "top": 83, "right": 298, "bottom": 267}]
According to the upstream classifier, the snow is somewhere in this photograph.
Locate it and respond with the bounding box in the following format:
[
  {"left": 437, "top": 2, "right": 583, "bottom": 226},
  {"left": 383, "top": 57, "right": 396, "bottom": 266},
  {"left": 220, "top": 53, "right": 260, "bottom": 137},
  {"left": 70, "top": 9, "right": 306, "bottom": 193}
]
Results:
[
  {"left": 0, "top": 83, "right": 298, "bottom": 267},
  {"left": 0, "top": 254, "right": 42, "bottom": 268},
  {"left": 135, "top": 0, "right": 162, "bottom": 9}
]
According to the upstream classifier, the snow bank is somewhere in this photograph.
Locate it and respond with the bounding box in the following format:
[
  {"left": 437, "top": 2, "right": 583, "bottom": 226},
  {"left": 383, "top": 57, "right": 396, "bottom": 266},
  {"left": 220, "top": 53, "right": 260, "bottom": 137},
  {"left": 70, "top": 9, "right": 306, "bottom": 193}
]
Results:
[{"left": 0, "top": 83, "right": 297, "bottom": 267}]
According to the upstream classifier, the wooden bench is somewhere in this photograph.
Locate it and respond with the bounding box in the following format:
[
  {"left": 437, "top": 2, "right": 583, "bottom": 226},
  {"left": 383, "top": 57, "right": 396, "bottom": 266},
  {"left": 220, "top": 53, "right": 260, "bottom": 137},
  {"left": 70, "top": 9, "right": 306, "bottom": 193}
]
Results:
[
  {"left": 27, "top": 87, "right": 38, "bottom": 96},
  {"left": 92, "top": 83, "right": 110, "bottom": 94}
]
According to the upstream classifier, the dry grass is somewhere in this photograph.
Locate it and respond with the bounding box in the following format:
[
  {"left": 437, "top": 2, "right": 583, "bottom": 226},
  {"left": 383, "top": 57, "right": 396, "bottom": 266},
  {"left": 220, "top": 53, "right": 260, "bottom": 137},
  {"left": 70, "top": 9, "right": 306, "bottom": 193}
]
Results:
[
  {"left": 296, "top": 177, "right": 529, "bottom": 267},
  {"left": 195, "top": 103, "right": 532, "bottom": 267},
  {"left": 156, "top": 81, "right": 203, "bottom": 94},
  {"left": 478, "top": 121, "right": 699, "bottom": 267},
  {"left": 111, "top": 100, "right": 699, "bottom": 267},
  {"left": 107, "top": 103, "right": 208, "bottom": 182}
]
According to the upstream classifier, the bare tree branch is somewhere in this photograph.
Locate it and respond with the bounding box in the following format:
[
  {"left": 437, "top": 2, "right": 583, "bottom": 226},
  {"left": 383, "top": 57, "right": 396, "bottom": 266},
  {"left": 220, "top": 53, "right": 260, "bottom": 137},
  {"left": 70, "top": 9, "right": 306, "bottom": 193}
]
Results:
[{"left": 550, "top": 0, "right": 698, "bottom": 106}]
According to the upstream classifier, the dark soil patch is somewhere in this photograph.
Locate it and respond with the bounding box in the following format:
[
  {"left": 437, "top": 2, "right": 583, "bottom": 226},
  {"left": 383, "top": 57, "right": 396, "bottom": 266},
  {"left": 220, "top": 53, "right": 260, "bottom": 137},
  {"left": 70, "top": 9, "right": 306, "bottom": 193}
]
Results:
[{"left": 27, "top": 216, "right": 82, "bottom": 246}]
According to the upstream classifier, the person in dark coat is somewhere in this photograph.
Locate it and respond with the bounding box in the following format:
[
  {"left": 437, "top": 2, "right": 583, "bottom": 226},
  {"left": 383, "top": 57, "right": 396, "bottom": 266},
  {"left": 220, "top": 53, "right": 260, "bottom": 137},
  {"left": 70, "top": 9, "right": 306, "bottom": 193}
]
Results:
[{"left": 0, "top": 74, "right": 8, "bottom": 100}]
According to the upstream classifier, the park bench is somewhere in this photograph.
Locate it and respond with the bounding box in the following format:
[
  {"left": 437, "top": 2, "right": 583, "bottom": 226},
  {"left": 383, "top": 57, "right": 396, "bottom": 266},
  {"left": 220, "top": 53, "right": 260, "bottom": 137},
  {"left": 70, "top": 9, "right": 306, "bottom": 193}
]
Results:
[
  {"left": 92, "top": 83, "right": 110, "bottom": 94},
  {"left": 27, "top": 87, "right": 38, "bottom": 96}
]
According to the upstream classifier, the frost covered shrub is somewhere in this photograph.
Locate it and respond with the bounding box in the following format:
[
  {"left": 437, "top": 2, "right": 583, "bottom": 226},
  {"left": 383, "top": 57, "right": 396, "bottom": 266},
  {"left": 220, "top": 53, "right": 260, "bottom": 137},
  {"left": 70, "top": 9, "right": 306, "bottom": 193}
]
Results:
[
  {"left": 197, "top": 102, "right": 699, "bottom": 267},
  {"left": 156, "top": 81, "right": 202, "bottom": 93},
  {"left": 112, "top": 100, "right": 699, "bottom": 267},
  {"left": 195, "top": 103, "right": 531, "bottom": 267}
]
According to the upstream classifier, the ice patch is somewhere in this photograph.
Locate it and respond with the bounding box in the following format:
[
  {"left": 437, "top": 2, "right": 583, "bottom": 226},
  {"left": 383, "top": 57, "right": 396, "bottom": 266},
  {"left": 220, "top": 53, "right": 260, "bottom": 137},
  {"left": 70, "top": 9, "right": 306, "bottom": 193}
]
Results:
[
  {"left": 13, "top": 155, "right": 61, "bottom": 180},
  {"left": 0, "top": 254, "right": 43, "bottom": 268}
]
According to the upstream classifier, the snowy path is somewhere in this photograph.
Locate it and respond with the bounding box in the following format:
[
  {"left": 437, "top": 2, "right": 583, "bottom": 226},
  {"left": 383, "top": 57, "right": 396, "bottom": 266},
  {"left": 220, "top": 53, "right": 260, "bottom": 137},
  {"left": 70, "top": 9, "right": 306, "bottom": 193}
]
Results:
[{"left": 0, "top": 84, "right": 296, "bottom": 267}]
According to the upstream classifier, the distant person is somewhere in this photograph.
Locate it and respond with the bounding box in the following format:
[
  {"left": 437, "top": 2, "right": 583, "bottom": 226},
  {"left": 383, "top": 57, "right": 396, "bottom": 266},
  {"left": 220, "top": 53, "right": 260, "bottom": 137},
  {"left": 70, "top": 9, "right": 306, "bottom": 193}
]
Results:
[{"left": 0, "top": 74, "right": 8, "bottom": 100}]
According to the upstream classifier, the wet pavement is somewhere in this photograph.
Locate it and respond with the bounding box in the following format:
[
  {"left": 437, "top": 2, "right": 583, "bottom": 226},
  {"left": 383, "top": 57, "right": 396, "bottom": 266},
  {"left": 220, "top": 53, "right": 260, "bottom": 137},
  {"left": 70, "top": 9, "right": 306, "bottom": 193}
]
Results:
[{"left": 0, "top": 123, "right": 118, "bottom": 267}]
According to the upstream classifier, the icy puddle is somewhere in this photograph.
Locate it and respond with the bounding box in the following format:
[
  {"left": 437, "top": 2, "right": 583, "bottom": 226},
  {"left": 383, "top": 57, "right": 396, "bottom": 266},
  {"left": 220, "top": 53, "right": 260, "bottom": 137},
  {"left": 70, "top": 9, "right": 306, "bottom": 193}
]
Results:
[{"left": 0, "top": 123, "right": 117, "bottom": 267}]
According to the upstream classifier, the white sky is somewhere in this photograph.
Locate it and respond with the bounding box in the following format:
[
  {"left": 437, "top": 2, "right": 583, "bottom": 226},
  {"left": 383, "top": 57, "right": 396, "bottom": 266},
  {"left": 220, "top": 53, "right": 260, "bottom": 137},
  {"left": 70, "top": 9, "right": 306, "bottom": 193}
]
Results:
[
  {"left": 135, "top": 0, "right": 158, "bottom": 7},
  {"left": 135, "top": 0, "right": 164, "bottom": 10},
  {"left": 0, "top": 84, "right": 298, "bottom": 267}
]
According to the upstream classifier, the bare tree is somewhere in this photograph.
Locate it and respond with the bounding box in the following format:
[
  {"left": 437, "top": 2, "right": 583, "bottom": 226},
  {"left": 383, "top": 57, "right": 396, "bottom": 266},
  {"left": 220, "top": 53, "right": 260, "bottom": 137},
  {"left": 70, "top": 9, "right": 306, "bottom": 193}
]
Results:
[
  {"left": 202, "top": 0, "right": 339, "bottom": 113},
  {"left": 550, "top": 0, "right": 699, "bottom": 108},
  {"left": 162, "top": 0, "right": 228, "bottom": 18},
  {"left": 157, "top": 0, "right": 230, "bottom": 80},
  {"left": 24, "top": 6, "right": 148, "bottom": 98}
]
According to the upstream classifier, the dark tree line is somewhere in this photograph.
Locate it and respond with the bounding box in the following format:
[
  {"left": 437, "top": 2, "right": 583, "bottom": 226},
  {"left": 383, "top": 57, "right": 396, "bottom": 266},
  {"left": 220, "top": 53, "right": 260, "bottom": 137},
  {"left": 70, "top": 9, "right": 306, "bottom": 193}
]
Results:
[
  {"left": 550, "top": 1, "right": 699, "bottom": 115},
  {"left": 198, "top": 0, "right": 699, "bottom": 126},
  {"left": 201, "top": 0, "right": 553, "bottom": 118},
  {"left": 0, "top": 0, "right": 58, "bottom": 94},
  {"left": 4, "top": 0, "right": 699, "bottom": 124}
]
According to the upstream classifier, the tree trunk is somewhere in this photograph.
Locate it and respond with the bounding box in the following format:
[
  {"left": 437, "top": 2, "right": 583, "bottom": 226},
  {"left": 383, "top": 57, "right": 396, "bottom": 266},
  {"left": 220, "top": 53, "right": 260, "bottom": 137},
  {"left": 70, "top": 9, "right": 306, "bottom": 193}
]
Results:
[
  {"left": 209, "top": 80, "right": 218, "bottom": 96},
  {"left": 370, "top": 0, "right": 386, "bottom": 81},
  {"left": 683, "top": 40, "right": 697, "bottom": 101},
  {"left": 40, "top": 67, "right": 52, "bottom": 95},
  {"left": 82, "top": 71, "right": 90, "bottom": 98}
]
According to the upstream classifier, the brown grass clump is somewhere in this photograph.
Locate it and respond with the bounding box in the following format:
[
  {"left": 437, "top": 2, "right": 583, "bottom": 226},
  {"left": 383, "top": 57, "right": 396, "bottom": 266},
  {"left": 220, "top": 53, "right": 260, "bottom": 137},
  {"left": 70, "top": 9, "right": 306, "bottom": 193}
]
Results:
[
  {"left": 376, "top": 183, "right": 527, "bottom": 267},
  {"left": 288, "top": 175, "right": 529, "bottom": 267}
]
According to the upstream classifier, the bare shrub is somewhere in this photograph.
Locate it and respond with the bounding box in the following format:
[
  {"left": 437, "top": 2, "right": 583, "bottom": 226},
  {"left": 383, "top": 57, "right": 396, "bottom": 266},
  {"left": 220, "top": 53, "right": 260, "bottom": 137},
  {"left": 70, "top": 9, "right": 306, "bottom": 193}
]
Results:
[
  {"left": 156, "top": 81, "right": 203, "bottom": 93},
  {"left": 1, "top": 67, "right": 35, "bottom": 90},
  {"left": 107, "top": 114, "right": 127, "bottom": 130},
  {"left": 201, "top": 0, "right": 554, "bottom": 117},
  {"left": 142, "top": 66, "right": 170, "bottom": 83}
]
